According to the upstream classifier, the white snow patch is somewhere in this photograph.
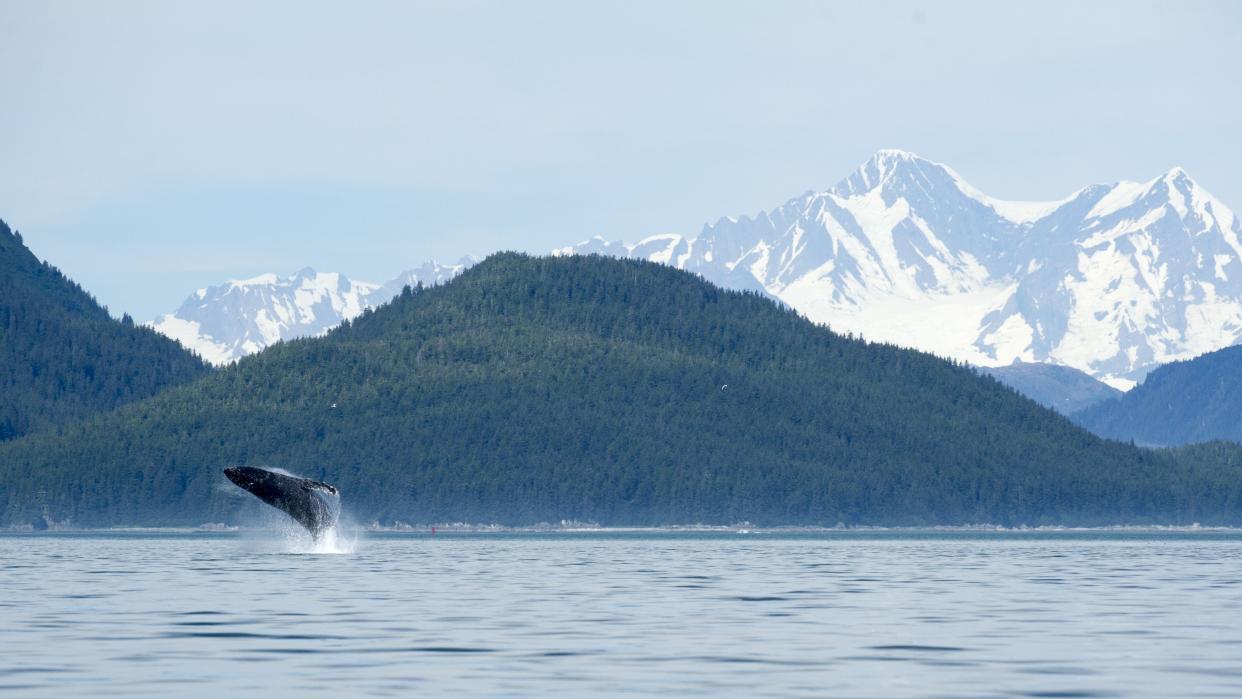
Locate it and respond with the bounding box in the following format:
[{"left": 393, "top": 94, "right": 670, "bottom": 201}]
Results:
[
  {"left": 229, "top": 272, "right": 279, "bottom": 287},
  {"left": 1087, "top": 180, "right": 1150, "bottom": 219},
  {"left": 1215, "top": 254, "right": 1232, "bottom": 282},
  {"left": 979, "top": 312, "right": 1036, "bottom": 363},
  {"left": 147, "top": 315, "right": 236, "bottom": 365},
  {"left": 1099, "top": 376, "right": 1138, "bottom": 391},
  {"left": 778, "top": 272, "right": 1011, "bottom": 365}
]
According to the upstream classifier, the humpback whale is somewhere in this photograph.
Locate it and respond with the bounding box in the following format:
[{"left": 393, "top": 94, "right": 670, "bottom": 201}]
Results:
[{"left": 224, "top": 466, "right": 340, "bottom": 539}]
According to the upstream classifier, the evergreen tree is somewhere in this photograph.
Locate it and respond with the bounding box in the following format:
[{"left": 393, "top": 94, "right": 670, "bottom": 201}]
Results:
[
  {"left": 2, "top": 252, "right": 1240, "bottom": 527},
  {"left": 0, "top": 219, "right": 211, "bottom": 441}
]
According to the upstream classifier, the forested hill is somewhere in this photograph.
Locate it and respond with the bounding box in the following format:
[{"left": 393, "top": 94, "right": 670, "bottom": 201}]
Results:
[
  {"left": 980, "top": 362, "right": 1120, "bottom": 415},
  {"left": 2, "top": 252, "right": 1241, "bottom": 527},
  {"left": 0, "top": 220, "right": 210, "bottom": 441},
  {"left": 1073, "top": 345, "right": 1242, "bottom": 446}
]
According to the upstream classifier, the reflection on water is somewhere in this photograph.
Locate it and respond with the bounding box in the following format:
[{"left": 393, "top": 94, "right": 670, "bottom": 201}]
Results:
[{"left": 2, "top": 530, "right": 1242, "bottom": 697}]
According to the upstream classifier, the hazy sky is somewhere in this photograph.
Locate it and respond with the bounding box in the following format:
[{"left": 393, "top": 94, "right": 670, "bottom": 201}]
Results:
[{"left": 3, "top": 0, "right": 1240, "bottom": 319}]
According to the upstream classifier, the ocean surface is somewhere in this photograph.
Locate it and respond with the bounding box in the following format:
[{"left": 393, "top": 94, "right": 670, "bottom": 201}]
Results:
[{"left": 3, "top": 529, "right": 1242, "bottom": 698}]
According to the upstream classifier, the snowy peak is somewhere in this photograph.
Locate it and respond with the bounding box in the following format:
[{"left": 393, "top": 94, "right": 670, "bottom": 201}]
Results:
[
  {"left": 151, "top": 261, "right": 470, "bottom": 365},
  {"left": 1150, "top": 167, "right": 1237, "bottom": 233},
  {"left": 564, "top": 150, "right": 1242, "bottom": 387},
  {"left": 369, "top": 259, "right": 475, "bottom": 303},
  {"left": 152, "top": 269, "right": 377, "bottom": 365},
  {"left": 831, "top": 149, "right": 975, "bottom": 209},
  {"left": 228, "top": 272, "right": 279, "bottom": 287},
  {"left": 1084, "top": 167, "right": 1236, "bottom": 231},
  {"left": 151, "top": 150, "right": 1241, "bottom": 386},
  {"left": 836, "top": 150, "right": 1076, "bottom": 227}
]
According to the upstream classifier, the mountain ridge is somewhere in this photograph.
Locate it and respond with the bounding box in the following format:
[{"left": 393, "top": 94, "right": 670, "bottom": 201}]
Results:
[
  {"left": 1072, "top": 345, "right": 1242, "bottom": 446},
  {"left": 150, "top": 259, "right": 472, "bottom": 364},
  {"left": 561, "top": 150, "right": 1242, "bottom": 388},
  {"left": 981, "top": 361, "right": 1121, "bottom": 415},
  {"left": 0, "top": 219, "right": 210, "bottom": 441},
  {"left": 5, "top": 252, "right": 1242, "bottom": 527},
  {"left": 147, "top": 151, "right": 1242, "bottom": 384}
]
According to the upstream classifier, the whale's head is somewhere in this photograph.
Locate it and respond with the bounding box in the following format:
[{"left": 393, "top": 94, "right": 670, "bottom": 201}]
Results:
[{"left": 224, "top": 466, "right": 262, "bottom": 490}]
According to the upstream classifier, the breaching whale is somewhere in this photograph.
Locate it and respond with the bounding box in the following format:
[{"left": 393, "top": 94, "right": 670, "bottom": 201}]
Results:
[{"left": 224, "top": 466, "right": 340, "bottom": 539}]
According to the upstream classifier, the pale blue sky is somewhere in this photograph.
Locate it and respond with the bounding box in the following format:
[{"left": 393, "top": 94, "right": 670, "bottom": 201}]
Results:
[{"left": 2, "top": 0, "right": 1240, "bottom": 319}]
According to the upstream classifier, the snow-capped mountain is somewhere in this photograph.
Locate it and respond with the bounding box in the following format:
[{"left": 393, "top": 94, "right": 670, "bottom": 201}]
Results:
[
  {"left": 152, "top": 150, "right": 1241, "bottom": 386},
  {"left": 151, "top": 260, "right": 470, "bottom": 365},
  {"left": 559, "top": 150, "right": 1242, "bottom": 388}
]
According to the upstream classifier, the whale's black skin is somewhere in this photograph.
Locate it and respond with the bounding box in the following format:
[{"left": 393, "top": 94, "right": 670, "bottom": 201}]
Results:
[{"left": 224, "top": 466, "right": 339, "bottom": 539}]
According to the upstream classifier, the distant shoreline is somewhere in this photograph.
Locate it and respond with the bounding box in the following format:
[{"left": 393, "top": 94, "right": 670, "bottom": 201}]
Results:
[{"left": 6, "top": 524, "right": 1242, "bottom": 535}]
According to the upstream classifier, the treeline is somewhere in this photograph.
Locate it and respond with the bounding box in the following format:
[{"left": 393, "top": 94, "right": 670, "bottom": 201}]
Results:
[
  {"left": 0, "top": 220, "right": 210, "bottom": 441},
  {"left": 2, "top": 252, "right": 1241, "bottom": 527}
]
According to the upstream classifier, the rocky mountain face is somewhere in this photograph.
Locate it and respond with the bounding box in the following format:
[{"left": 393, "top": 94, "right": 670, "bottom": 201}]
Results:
[
  {"left": 151, "top": 151, "right": 1242, "bottom": 385},
  {"left": 150, "top": 260, "right": 471, "bottom": 364},
  {"left": 562, "top": 150, "right": 1242, "bottom": 389}
]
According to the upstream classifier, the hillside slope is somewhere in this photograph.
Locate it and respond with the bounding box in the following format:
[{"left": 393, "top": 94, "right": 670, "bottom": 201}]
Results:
[
  {"left": 1074, "top": 346, "right": 1242, "bottom": 445},
  {"left": 0, "top": 220, "right": 210, "bottom": 441},
  {"left": 981, "top": 362, "right": 1121, "bottom": 415},
  {"left": 1, "top": 253, "right": 1238, "bottom": 527}
]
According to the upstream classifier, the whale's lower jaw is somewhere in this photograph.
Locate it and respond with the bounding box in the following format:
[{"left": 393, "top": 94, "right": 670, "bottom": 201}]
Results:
[{"left": 224, "top": 466, "right": 341, "bottom": 537}]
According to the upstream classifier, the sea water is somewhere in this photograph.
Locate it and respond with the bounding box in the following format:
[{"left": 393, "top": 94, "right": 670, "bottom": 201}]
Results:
[{"left": 2, "top": 530, "right": 1242, "bottom": 698}]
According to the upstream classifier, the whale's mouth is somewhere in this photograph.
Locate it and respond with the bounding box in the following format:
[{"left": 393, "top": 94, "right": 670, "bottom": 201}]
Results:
[{"left": 223, "top": 466, "right": 255, "bottom": 490}]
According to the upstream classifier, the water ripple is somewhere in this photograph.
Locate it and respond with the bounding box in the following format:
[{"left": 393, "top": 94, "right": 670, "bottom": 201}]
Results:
[{"left": 2, "top": 530, "right": 1242, "bottom": 698}]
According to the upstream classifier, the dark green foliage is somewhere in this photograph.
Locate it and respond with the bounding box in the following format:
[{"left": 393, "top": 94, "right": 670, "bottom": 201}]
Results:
[
  {"left": 1074, "top": 346, "right": 1242, "bottom": 446},
  {"left": 0, "top": 220, "right": 211, "bottom": 441},
  {"left": 2, "top": 252, "right": 1241, "bottom": 527}
]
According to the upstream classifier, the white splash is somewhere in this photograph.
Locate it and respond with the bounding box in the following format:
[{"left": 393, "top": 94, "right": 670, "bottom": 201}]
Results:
[{"left": 279, "top": 523, "right": 356, "bottom": 554}]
